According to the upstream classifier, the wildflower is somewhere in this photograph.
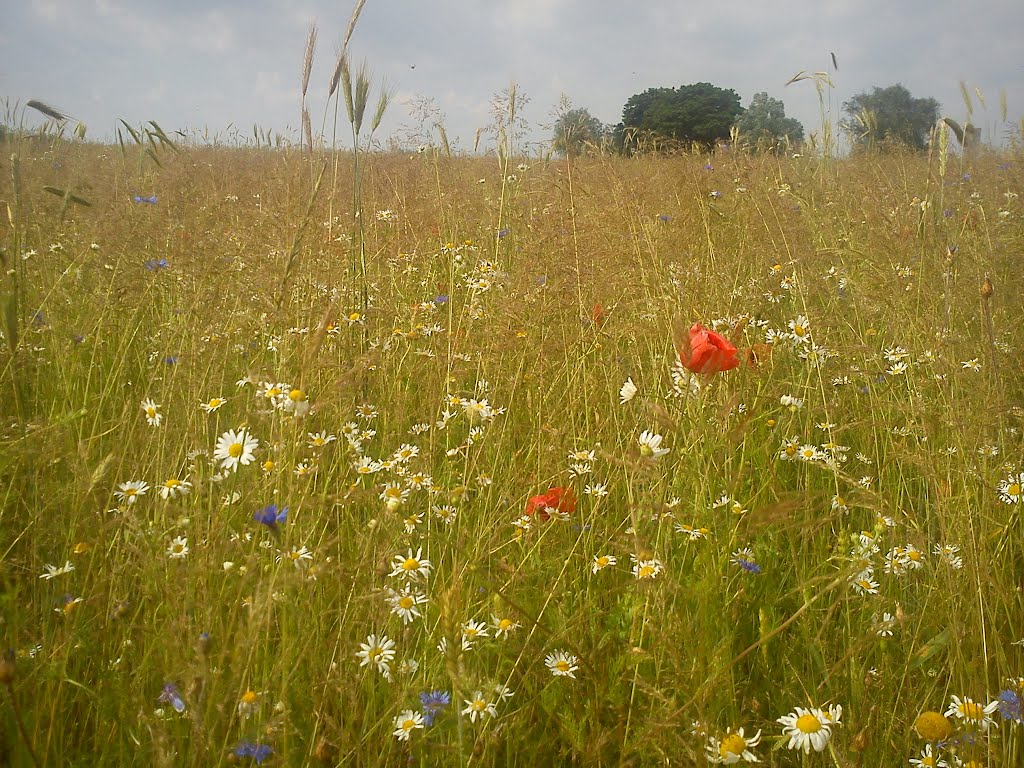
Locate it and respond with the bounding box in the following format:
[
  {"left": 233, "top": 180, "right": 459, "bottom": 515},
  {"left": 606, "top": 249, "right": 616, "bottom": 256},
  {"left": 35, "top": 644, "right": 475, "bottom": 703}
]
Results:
[
  {"left": 945, "top": 695, "right": 999, "bottom": 732},
  {"left": 705, "top": 727, "right": 761, "bottom": 764},
  {"left": 253, "top": 504, "right": 287, "bottom": 533},
  {"left": 731, "top": 548, "right": 761, "bottom": 575},
  {"left": 592, "top": 554, "right": 617, "bottom": 573},
  {"left": 114, "top": 480, "right": 149, "bottom": 505},
  {"left": 380, "top": 483, "right": 410, "bottom": 511},
  {"left": 232, "top": 740, "right": 273, "bottom": 764},
  {"left": 158, "top": 683, "right": 186, "bottom": 713},
  {"left": 777, "top": 705, "right": 841, "bottom": 753},
  {"left": 638, "top": 430, "right": 670, "bottom": 460},
  {"left": 389, "top": 548, "right": 433, "bottom": 581},
  {"left": 200, "top": 397, "right": 226, "bottom": 413},
  {"left": 392, "top": 709, "right": 423, "bottom": 741},
  {"left": 141, "top": 398, "right": 162, "bottom": 427},
  {"left": 461, "top": 619, "right": 490, "bottom": 644},
  {"left": 679, "top": 322, "right": 740, "bottom": 374},
  {"left": 40, "top": 561, "right": 75, "bottom": 580},
  {"left": 278, "top": 545, "right": 312, "bottom": 567},
  {"left": 419, "top": 690, "right": 450, "bottom": 726},
  {"left": 780, "top": 394, "right": 804, "bottom": 410},
  {"left": 356, "top": 634, "right": 396, "bottom": 679},
  {"left": 876, "top": 612, "right": 896, "bottom": 637},
  {"left": 213, "top": 428, "right": 259, "bottom": 472},
  {"left": 387, "top": 587, "right": 427, "bottom": 624},
  {"left": 545, "top": 650, "right": 579, "bottom": 679},
  {"left": 237, "top": 689, "right": 261, "bottom": 718},
  {"left": 909, "top": 744, "right": 948, "bottom": 768},
  {"left": 997, "top": 472, "right": 1023, "bottom": 504},
  {"left": 490, "top": 615, "right": 520, "bottom": 638},
  {"left": 917, "top": 712, "right": 954, "bottom": 741},
  {"left": 159, "top": 477, "right": 192, "bottom": 500},
  {"left": 461, "top": 692, "right": 498, "bottom": 722},
  {"left": 778, "top": 436, "right": 800, "bottom": 461},
  {"left": 584, "top": 483, "right": 609, "bottom": 498},
  {"left": 166, "top": 536, "right": 189, "bottom": 559},
  {"left": 961, "top": 358, "right": 982, "bottom": 371},
  {"left": 525, "top": 486, "right": 576, "bottom": 521},
  {"left": 850, "top": 575, "right": 878, "bottom": 595},
  {"left": 620, "top": 377, "right": 638, "bottom": 403},
  {"left": 631, "top": 558, "right": 664, "bottom": 580},
  {"left": 308, "top": 431, "right": 336, "bottom": 448},
  {"left": 996, "top": 688, "right": 1022, "bottom": 723},
  {"left": 282, "top": 388, "right": 310, "bottom": 417},
  {"left": 788, "top": 315, "right": 811, "bottom": 344}
]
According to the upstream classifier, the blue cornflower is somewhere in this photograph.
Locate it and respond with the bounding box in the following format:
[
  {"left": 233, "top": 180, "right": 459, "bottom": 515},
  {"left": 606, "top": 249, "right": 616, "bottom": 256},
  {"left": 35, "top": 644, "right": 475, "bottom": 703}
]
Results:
[
  {"left": 703, "top": 162, "right": 714, "bottom": 171},
  {"left": 433, "top": 295, "right": 449, "bottom": 305},
  {"left": 962, "top": 172, "right": 971, "bottom": 181},
  {"left": 163, "top": 356, "right": 178, "bottom": 365},
  {"left": 943, "top": 209, "right": 954, "bottom": 218},
  {"left": 132, "top": 194, "right": 158, "bottom": 204},
  {"left": 657, "top": 214, "right": 672, "bottom": 222},
  {"left": 144, "top": 258, "right": 169, "bottom": 270},
  {"left": 254, "top": 504, "right": 288, "bottom": 532},
  {"left": 158, "top": 682, "right": 186, "bottom": 713},
  {"left": 997, "top": 688, "right": 1022, "bottom": 723},
  {"left": 497, "top": 227, "right": 510, "bottom": 239},
  {"left": 730, "top": 549, "right": 762, "bottom": 575},
  {"left": 998, "top": 162, "right": 1010, "bottom": 170},
  {"left": 233, "top": 740, "right": 273, "bottom": 764},
  {"left": 419, "top": 690, "right": 451, "bottom": 726},
  {"left": 31, "top": 310, "right": 47, "bottom": 328},
  {"left": 709, "top": 190, "right": 722, "bottom": 199}
]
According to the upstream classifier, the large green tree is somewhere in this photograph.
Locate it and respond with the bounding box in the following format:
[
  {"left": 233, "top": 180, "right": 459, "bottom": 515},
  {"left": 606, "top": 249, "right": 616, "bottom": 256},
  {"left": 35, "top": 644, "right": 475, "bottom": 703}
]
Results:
[
  {"left": 551, "top": 108, "right": 608, "bottom": 156},
  {"left": 615, "top": 82, "right": 743, "bottom": 152},
  {"left": 734, "top": 92, "right": 804, "bottom": 149},
  {"left": 841, "top": 84, "right": 940, "bottom": 151}
]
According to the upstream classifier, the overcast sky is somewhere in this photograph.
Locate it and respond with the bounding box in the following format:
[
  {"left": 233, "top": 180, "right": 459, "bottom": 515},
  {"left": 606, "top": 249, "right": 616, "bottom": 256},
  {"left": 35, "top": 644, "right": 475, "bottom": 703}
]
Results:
[{"left": 3, "top": 0, "right": 1022, "bottom": 152}]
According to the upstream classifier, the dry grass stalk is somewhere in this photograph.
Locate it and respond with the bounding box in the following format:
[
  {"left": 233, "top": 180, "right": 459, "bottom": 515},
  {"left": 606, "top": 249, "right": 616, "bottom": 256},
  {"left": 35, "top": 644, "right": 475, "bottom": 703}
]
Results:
[
  {"left": 26, "top": 99, "right": 70, "bottom": 122},
  {"left": 301, "top": 23, "right": 317, "bottom": 99}
]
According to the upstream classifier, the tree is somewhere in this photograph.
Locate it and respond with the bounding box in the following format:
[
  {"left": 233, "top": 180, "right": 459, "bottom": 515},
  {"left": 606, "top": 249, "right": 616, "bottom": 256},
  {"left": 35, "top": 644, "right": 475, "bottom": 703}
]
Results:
[
  {"left": 552, "top": 108, "right": 608, "bottom": 156},
  {"left": 841, "top": 84, "right": 939, "bottom": 151},
  {"left": 734, "top": 92, "right": 804, "bottom": 150},
  {"left": 616, "top": 83, "right": 744, "bottom": 152}
]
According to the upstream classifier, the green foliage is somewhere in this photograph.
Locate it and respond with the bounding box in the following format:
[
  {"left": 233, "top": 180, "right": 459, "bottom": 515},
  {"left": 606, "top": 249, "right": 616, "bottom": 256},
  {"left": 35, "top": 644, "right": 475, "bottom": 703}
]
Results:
[
  {"left": 616, "top": 82, "right": 743, "bottom": 152},
  {"left": 734, "top": 92, "right": 804, "bottom": 150},
  {"left": 551, "top": 108, "right": 608, "bottom": 157},
  {"left": 841, "top": 84, "right": 940, "bottom": 151}
]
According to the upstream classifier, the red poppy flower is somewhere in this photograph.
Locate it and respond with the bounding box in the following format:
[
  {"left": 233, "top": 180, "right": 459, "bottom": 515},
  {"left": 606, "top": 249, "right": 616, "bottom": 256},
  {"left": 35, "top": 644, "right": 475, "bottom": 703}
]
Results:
[
  {"left": 679, "top": 322, "right": 740, "bottom": 374},
  {"left": 525, "top": 486, "right": 577, "bottom": 521},
  {"left": 592, "top": 303, "right": 607, "bottom": 328}
]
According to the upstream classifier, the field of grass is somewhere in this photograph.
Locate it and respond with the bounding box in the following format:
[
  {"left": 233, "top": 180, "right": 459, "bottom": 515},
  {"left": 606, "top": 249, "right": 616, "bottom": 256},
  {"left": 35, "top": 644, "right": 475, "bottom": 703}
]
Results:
[{"left": 1, "top": 129, "right": 1023, "bottom": 766}]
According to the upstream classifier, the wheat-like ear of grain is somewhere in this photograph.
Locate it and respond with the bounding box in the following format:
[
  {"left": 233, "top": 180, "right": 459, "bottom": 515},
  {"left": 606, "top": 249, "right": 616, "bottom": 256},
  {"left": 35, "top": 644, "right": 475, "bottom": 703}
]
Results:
[
  {"left": 340, "top": 0, "right": 367, "bottom": 57},
  {"left": 26, "top": 99, "right": 70, "bottom": 122},
  {"left": 301, "top": 23, "right": 317, "bottom": 100}
]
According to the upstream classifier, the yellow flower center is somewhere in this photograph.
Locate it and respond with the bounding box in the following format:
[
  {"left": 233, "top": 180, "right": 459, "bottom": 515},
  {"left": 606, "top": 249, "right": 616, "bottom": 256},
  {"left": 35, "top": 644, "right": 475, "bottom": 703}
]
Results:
[
  {"left": 165, "top": 479, "right": 180, "bottom": 488},
  {"left": 1008, "top": 482, "right": 1021, "bottom": 496},
  {"left": 555, "top": 660, "right": 570, "bottom": 672},
  {"left": 349, "top": 312, "right": 361, "bottom": 321},
  {"left": 794, "top": 325, "right": 805, "bottom": 336},
  {"left": 146, "top": 407, "right": 156, "bottom": 418},
  {"left": 262, "top": 460, "right": 274, "bottom": 471},
  {"left": 399, "top": 596, "right": 414, "bottom": 610},
  {"left": 241, "top": 690, "right": 257, "bottom": 705},
  {"left": 228, "top": 442, "right": 243, "bottom": 458},
  {"left": 596, "top": 556, "right": 609, "bottom": 568},
  {"left": 961, "top": 701, "right": 984, "bottom": 721},
  {"left": 289, "top": 389, "right": 305, "bottom": 401},
  {"left": 124, "top": 489, "right": 137, "bottom": 497},
  {"left": 368, "top": 647, "right": 382, "bottom": 661},
  {"left": 498, "top": 619, "right": 514, "bottom": 631},
  {"left": 785, "top": 446, "right": 797, "bottom": 456},
  {"left": 402, "top": 718, "right": 416, "bottom": 732},
  {"left": 639, "top": 444, "right": 654, "bottom": 458},
  {"left": 639, "top": 565, "right": 655, "bottom": 578},
  {"left": 720, "top": 733, "right": 747, "bottom": 757},
  {"left": 402, "top": 558, "right": 419, "bottom": 571},
  {"left": 795, "top": 713, "right": 822, "bottom": 734},
  {"left": 471, "top": 699, "right": 485, "bottom": 711},
  {"left": 266, "top": 387, "right": 281, "bottom": 398},
  {"left": 919, "top": 755, "right": 937, "bottom": 768}
]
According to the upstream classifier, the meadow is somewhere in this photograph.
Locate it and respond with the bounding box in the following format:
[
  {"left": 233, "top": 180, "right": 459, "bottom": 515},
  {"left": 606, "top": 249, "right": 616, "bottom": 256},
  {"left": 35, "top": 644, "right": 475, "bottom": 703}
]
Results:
[{"left": 0, "top": 125, "right": 1022, "bottom": 767}]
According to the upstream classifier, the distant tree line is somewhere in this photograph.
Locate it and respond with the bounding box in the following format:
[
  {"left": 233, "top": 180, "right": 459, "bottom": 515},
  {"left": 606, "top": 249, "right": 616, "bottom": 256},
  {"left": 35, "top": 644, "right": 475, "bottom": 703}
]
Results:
[{"left": 553, "top": 81, "right": 942, "bottom": 156}]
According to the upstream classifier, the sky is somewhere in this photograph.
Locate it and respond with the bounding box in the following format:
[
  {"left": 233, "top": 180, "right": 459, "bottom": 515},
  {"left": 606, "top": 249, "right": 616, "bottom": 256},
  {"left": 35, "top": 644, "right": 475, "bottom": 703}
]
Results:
[{"left": 3, "top": 0, "right": 1023, "bottom": 153}]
